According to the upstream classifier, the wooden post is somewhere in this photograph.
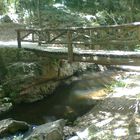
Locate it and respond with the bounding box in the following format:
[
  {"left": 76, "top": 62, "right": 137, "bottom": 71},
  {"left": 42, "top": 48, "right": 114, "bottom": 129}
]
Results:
[
  {"left": 37, "top": 0, "right": 42, "bottom": 46},
  {"left": 90, "top": 29, "right": 92, "bottom": 49},
  {"left": 32, "top": 32, "right": 34, "bottom": 42},
  {"left": 67, "top": 30, "right": 73, "bottom": 63},
  {"left": 17, "top": 30, "right": 21, "bottom": 48},
  {"left": 38, "top": 30, "right": 41, "bottom": 46},
  {"left": 138, "top": 26, "right": 140, "bottom": 41},
  {"left": 47, "top": 31, "right": 50, "bottom": 43}
]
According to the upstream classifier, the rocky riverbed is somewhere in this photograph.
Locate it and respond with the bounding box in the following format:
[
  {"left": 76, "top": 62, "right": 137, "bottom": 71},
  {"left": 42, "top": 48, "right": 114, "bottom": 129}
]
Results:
[
  {"left": 0, "top": 47, "right": 99, "bottom": 139},
  {"left": 65, "top": 70, "right": 140, "bottom": 140},
  {"left": 1, "top": 68, "right": 140, "bottom": 140}
]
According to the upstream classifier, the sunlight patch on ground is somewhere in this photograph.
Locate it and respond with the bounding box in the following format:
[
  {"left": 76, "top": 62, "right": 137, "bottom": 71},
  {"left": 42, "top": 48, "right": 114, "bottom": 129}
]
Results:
[
  {"left": 96, "top": 117, "right": 113, "bottom": 127},
  {"left": 0, "top": 41, "right": 38, "bottom": 48},
  {"left": 114, "top": 120, "right": 127, "bottom": 127},
  {"left": 113, "top": 128, "right": 128, "bottom": 137},
  {"left": 0, "top": 41, "right": 17, "bottom": 46},
  {"left": 76, "top": 129, "right": 89, "bottom": 140},
  {"left": 74, "top": 70, "right": 140, "bottom": 140},
  {"left": 110, "top": 71, "right": 140, "bottom": 98},
  {"left": 120, "top": 66, "right": 140, "bottom": 71},
  {"left": 77, "top": 111, "right": 130, "bottom": 139},
  {"left": 112, "top": 87, "right": 140, "bottom": 98}
]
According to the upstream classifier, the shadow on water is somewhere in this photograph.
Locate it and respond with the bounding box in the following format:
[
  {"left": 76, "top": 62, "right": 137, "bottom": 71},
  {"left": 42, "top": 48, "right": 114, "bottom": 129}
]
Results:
[{"left": 0, "top": 70, "right": 115, "bottom": 125}]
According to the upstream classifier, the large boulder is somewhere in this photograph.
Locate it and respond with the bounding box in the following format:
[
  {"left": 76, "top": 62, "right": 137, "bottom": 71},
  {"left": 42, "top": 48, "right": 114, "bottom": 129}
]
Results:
[
  {"left": 0, "top": 118, "right": 30, "bottom": 138},
  {"left": 25, "top": 119, "right": 65, "bottom": 140}
]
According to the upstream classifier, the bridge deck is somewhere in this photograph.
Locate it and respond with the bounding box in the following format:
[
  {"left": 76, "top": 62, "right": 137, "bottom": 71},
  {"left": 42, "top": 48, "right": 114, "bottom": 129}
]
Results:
[{"left": 24, "top": 45, "right": 140, "bottom": 66}]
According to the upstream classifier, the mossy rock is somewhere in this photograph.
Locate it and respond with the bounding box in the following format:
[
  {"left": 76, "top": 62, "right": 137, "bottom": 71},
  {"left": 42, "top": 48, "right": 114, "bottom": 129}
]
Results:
[{"left": 0, "top": 101, "right": 13, "bottom": 115}]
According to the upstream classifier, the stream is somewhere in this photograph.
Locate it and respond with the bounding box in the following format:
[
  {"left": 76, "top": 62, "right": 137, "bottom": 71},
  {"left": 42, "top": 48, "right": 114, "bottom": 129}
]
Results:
[
  {"left": 0, "top": 70, "right": 116, "bottom": 125},
  {"left": 1, "top": 67, "right": 140, "bottom": 139}
]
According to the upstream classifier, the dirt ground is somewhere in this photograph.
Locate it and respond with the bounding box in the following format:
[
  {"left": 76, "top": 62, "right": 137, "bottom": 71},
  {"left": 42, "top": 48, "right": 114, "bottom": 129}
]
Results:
[
  {"left": 0, "top": 23, "right": 24, "bottom": 41},
  {"left": 66, "top": 71, "right": 140, "bottom": 140}
]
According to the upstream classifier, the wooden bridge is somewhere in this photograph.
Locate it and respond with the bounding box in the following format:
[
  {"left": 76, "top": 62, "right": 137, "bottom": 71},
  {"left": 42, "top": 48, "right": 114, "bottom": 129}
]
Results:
[{"left": 16, "top": 22, "right": 140, "bottom": 65}]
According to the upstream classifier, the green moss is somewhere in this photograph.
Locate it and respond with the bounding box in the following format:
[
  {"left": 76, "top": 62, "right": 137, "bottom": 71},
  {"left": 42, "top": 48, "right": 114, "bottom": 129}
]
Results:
[
  {"left": 0, "top": 48, "right": 39, "bottom": 64},
  {"left": 0, "top": 47, "right": 62, "bottom": 102},
  {"left": 0, "top": 53, "right": 7, "bottom": 83}
]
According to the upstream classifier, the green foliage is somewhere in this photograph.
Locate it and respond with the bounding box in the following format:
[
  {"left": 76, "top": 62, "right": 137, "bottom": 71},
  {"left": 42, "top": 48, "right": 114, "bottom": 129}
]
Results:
[
  {"left": 28, "top": 5, "right": 92, "bottom": 28},
  {"left": 9, "top": 91, "right": 19, "bottom": 98},
  {"left": 1, "top": 0, "right": 140, "bottom": 25},
  {"left": 0, "top": 0, "right": 10, "bottom": 14},
  {"left": 105, "top": 81, "right": 127, "bottom": 92},
  {"left": 0, "top": 53, "right": 8, "bottom": 83}
]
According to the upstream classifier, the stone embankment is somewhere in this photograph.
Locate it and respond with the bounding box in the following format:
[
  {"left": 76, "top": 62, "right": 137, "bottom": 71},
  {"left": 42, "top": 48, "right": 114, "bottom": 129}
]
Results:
[{"left": 0, "top": 47, "right": 96, "bottom": 110}]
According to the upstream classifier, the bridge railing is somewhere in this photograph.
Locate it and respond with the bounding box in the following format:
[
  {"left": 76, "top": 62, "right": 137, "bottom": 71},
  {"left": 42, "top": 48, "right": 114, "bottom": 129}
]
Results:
[{"left": 16, "top": 22, "right": 140, "bottom": 62}]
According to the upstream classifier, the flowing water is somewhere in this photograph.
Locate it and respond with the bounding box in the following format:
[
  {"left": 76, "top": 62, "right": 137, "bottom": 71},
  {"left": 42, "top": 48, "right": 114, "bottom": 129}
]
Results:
[{"left": 0, "top": 70, "right": 116, "bottom": 125}]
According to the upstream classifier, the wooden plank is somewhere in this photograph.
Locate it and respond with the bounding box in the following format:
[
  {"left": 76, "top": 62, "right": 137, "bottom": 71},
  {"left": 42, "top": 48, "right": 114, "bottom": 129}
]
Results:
[
  {"left": 34, "top": 40, "right": 139, "bottom": 46},
  {"left": 24, "top": 47, "right": 140, "bottom": 66},
  {"left": 138, "top": 26, "right": 140, "bottom": 41},
  {"left": 16, "top": 23, "right": 140, "bottom": 32},
  {"left": 73, "top": 55, "right": 140, "bottom": 66},
  {"left": 41, "top": 23, "right": 139, "bottom": 31}
]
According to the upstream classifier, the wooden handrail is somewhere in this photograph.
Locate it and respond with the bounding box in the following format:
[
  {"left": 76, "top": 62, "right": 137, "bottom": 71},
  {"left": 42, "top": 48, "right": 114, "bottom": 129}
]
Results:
[
  {"left": 16, "top": 22, "right": 140, "bottom": 31},
  {"left": 16, "top": 22, "right": 140, "bottom": 62}
]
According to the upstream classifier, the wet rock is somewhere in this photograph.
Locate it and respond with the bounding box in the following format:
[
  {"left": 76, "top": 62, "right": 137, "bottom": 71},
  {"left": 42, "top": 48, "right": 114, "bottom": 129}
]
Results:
[
  {"left": 0, "top": 102, "right": 12, "bottom": 115},
  {"left": 0, "top": 118, "right": 30, "bottom": 138},
  {"left": 15, "top": 81, "right": 59, "bottom": 103},
  {"left": 2, "top": 59, "right": 60, "bottom": 103},
  {"left": 25, "top": 119, "right": 65, "bottom": 140},
  {"left": 0, "top": 97, "right": 12, "bottom": 115}
]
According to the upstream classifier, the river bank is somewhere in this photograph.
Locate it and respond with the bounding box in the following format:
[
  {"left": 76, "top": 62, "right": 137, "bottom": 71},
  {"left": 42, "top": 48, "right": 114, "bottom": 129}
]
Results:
[
  {"left": 66, "top": 70, "right": 140, "bottom": 140},
  {"left": 0, "top": 67, "right": 117, "bottom": 140},
  {"left": 1, "top": 67, "right": 140, "bottom": 139},
  {"left": 0, "top": 46, "right": 108, "bottom": 139}
]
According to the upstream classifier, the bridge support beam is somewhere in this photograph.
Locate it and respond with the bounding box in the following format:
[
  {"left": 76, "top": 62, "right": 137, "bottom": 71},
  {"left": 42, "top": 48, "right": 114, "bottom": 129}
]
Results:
[
  {"left": 24, "top": 47, "right": 140, "bottom": 66},
  {"left": 67, "top": 31, "right": 73, "bottom": 63},
  {"left": 17, "top": 30, "right": 21, "bottom": 48}
]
